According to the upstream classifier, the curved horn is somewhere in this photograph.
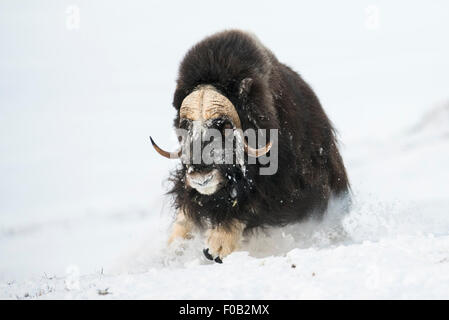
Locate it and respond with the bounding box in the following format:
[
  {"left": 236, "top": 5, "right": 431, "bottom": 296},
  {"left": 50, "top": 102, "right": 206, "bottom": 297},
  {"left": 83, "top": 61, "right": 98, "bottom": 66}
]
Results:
[
  {"left": 244, "top": 140, "right": 272, "bottom": 158},
  {"left": 150, "top": 136, "right": 181, "bottom": 159}
]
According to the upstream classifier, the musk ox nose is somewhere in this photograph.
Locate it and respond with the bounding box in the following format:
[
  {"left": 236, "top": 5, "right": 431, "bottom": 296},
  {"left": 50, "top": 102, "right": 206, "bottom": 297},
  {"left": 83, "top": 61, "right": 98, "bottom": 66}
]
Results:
[
  {"left": 186, "top": 168, "right": 223, "bottom": 195},
  {"left": 187, "top": 171, "right": 215, "bottom": 186}
]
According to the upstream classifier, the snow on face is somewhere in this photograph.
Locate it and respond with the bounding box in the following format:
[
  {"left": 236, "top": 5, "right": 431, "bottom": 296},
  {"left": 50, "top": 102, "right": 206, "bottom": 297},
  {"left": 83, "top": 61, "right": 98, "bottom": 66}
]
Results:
[
  {"left": 178, "top": 86, "right": 248, "bottom": 194},
  {"left": 181, "top": 119, "right": 245, "bottom": 195}
]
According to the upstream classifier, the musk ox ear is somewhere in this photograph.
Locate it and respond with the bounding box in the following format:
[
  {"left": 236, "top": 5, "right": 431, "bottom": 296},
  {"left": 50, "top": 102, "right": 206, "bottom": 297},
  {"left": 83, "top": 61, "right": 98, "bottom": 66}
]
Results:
[{"left": 239, "top": 77, "right": 253, "bottom": 98}]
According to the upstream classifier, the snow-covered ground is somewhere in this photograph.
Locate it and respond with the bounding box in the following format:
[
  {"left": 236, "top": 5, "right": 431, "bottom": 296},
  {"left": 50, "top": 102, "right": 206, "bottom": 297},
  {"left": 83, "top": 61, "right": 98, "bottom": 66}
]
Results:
[{"left": 1, "top": 1, "right": 448, "bottom": 299}]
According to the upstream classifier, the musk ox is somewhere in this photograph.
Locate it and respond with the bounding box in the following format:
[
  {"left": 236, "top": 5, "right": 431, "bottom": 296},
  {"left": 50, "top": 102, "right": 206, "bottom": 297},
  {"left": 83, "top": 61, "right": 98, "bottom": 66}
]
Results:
[{"left": 151, "top": 30, "right": 350, "bottom": 263}]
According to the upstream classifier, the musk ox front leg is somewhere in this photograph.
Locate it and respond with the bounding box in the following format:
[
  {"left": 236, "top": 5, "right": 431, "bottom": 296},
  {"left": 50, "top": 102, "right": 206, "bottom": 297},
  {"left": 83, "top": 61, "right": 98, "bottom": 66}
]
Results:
[
  {"left": 203, "top": 220, "right": 245, "bottom": 263},
  {"left": 167, "top": 209, "right": 194, "bottom": 245}
]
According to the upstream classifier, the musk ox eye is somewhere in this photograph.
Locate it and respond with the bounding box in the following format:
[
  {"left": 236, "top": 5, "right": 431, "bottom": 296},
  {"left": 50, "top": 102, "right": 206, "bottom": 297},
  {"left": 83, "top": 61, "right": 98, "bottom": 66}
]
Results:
[
  {"left": 222, "top": 122, "right": 233, "bottom": 137},
  {"left": 223, "top": 122, "right": 233, "bottom": 130},
  {"left": 179, "top": 118, "right": 191, "bottom": 130},
  {"left": 210, "top": 118, "right": 232, "bottom": 132},
  {"left": 212, "top": 118, "right": 232, "bottom": 131}
]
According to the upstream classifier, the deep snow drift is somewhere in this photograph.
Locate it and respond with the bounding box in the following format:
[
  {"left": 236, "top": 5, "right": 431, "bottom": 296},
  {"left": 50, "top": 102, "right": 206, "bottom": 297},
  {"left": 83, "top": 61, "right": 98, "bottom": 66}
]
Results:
[{"left": 1, "top": 103, "right": 449, "bottom": 299}]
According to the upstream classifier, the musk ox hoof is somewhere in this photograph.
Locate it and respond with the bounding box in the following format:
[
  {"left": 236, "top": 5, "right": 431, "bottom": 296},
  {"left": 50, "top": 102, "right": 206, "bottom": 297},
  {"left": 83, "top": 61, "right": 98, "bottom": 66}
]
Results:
[
  {"left": 203, "top": 248, "right": 224, "bottom": 263},
  {"left": 203, "top": 248, "right": 223, "bottom": 263},
  {"left": 203, "top": 248, "right": 214, "bottom": 260},
  {"left": 204, "top": 221, "right": 244, "bottom": 263}
]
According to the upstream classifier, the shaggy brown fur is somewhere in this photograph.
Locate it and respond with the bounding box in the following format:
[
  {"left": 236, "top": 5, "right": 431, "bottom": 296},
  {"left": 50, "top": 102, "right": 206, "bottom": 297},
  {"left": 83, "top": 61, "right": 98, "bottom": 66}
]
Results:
[{"left": 168, "top": 30, "right": 350, "bottom": 234}]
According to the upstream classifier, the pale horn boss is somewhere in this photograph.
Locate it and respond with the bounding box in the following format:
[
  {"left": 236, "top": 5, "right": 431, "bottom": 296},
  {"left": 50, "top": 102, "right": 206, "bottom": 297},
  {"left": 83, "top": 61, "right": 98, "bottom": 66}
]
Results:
[
  {"left": 150, "top": 84, "right": 272, "bottom": 161},
  {"left": 151, "top": 30, "right": 350, "bottom": 263}
]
